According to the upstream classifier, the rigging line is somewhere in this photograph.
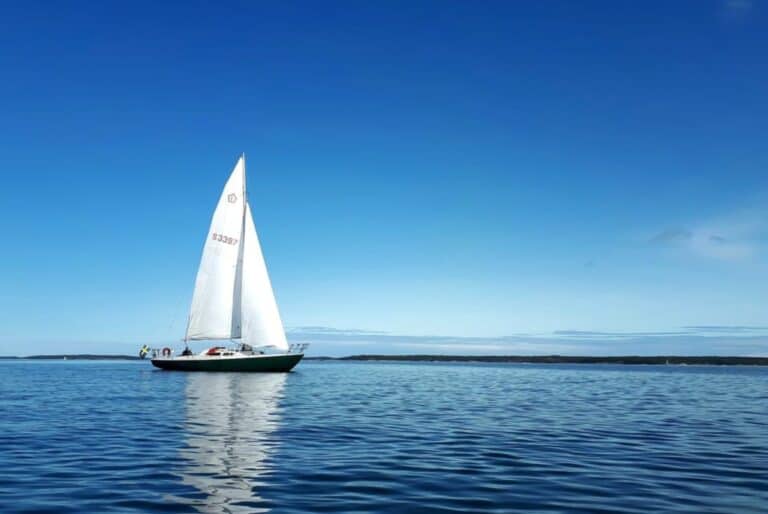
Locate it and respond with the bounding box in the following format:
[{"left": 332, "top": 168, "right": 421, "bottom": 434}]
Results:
[{"left": 167, "top": 294, "right": 190, "bottom": 341}]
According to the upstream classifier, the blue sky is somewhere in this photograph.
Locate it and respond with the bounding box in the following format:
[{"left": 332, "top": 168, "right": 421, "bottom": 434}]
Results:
[{"left": 0, "top": 1, "right": 766, "bottom": 356}]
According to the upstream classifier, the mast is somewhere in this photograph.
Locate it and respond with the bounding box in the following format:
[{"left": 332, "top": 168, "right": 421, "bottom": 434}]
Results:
[{"left": 230, "top": 153, "right": 248, "bottom": 340}]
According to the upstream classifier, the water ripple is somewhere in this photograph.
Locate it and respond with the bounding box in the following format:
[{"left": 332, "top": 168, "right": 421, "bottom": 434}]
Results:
[{"left": 1, "top": 361, "right": 766, "bottom": 513}]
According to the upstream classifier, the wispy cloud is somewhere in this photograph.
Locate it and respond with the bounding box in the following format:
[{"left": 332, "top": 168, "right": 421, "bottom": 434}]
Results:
[
  {"left": 288, "top": 325, "right": 768, "bottom": 357},
  {"left": 725, "top": 0, "right": 753, "bottom": 14},
  {"left": 683, "top": 325, "right": 768, "bottom": 333},
  {"left": 649, "top": 207, "right": 767, "bottom": 261},
  {"left": 4, "top": 326, "right": 765, "bottom": 357},
  {"left": 554, "top": 330, "right": 688, "bottom": 339},
  {"left": 287, "top": 326, "right": 389, "bottom": 335},
  {"left": 650, "top": 228, "right": 693, "bottom": 244}
]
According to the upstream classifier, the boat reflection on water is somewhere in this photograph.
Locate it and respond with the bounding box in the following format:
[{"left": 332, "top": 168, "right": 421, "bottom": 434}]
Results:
[{"left": 173, "top": 372, "right": 286, "bottom": 513}]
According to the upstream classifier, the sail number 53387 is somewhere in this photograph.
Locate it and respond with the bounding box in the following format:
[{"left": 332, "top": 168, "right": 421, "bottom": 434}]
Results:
[{"left": 212, "top": 233, "right": 239, "bottom": 246}]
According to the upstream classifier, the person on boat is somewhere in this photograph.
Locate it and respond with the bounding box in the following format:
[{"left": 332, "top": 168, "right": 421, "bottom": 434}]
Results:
[{"left": 181, "top": 347, "right": 193, "bottom": 356}]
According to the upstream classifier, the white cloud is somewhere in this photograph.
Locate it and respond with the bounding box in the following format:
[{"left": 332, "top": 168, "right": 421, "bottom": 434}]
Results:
[
  {"left": 285, "top": 325, "right": 768, "bottom": 357},
  {"left": 726, "top": 0, "right": 753, "bottom": 12},
  {"left": 723, "top": 0, "right": 754, "bottom": 22},
  {"left": 650, "top": 207, "right": 767, "bottom": 262}
]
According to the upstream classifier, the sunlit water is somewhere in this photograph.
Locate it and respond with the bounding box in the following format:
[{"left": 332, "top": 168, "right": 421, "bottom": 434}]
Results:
[{"left": 1, "top": 360, "right": 766, "bottom": 513}]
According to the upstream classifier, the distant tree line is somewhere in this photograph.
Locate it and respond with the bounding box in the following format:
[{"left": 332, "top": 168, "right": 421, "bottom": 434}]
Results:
[{"left": 330, "top": 355, "right": 768, "bottom": 366}]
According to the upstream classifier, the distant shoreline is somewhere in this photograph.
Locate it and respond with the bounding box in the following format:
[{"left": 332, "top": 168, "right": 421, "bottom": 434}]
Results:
[
  {"left": 315, "top": 355, "right": 768, "bottom": 366},
  {"left": 3, "top": 354, "right": 765, "bottom": 365},
  {"left": 0, "top": 355, "right": 141, "bottom": 361}
]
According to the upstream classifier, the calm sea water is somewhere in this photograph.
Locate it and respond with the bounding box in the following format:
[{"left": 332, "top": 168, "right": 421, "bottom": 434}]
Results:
[{"left": 1, "top": 360, "right": 766, "bottom": 513}]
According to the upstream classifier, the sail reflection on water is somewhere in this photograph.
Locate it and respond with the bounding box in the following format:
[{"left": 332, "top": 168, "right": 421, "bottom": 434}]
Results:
[{"left": 174, "top": 373, "right": 286, "bottom": 513}]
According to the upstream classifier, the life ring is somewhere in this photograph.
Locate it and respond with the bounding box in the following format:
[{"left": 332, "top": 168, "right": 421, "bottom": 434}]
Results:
[{"left": 162, "top": 347, "right": 172, "bottom": 357}]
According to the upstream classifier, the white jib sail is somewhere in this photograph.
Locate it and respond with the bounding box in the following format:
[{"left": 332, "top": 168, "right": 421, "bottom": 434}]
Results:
[
  {"left": 241, "top": 202, "right": 289, "bottom": 351},
  {"left": 185, "top": 157, "right": 246, "bottom": 340}
]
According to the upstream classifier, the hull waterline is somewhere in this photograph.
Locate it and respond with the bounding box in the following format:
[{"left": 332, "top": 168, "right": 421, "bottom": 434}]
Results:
[{"left": 151, "top": 353, "right": 303, "bottom": 372}]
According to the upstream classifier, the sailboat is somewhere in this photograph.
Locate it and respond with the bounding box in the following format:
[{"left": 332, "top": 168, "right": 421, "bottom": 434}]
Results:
[{"left": 150, "top": 155, "right": 306, "bottom": 372}]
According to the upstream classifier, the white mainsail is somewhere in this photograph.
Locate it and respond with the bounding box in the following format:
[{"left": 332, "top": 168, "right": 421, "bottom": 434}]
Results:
[
  {"left": 241, "top": 202, "right": 289, "bottom": 351},
  {"left": 186, "top": 158, "right": 245, "bottom": 340},
  {"left": 184, "top": 156, "right": 288, "bottom": 351}
]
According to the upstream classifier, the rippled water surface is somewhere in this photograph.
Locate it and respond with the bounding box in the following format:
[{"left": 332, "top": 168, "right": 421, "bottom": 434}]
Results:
[{"left": 1, "top": 361, "right": 767, "bottom": 513}]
